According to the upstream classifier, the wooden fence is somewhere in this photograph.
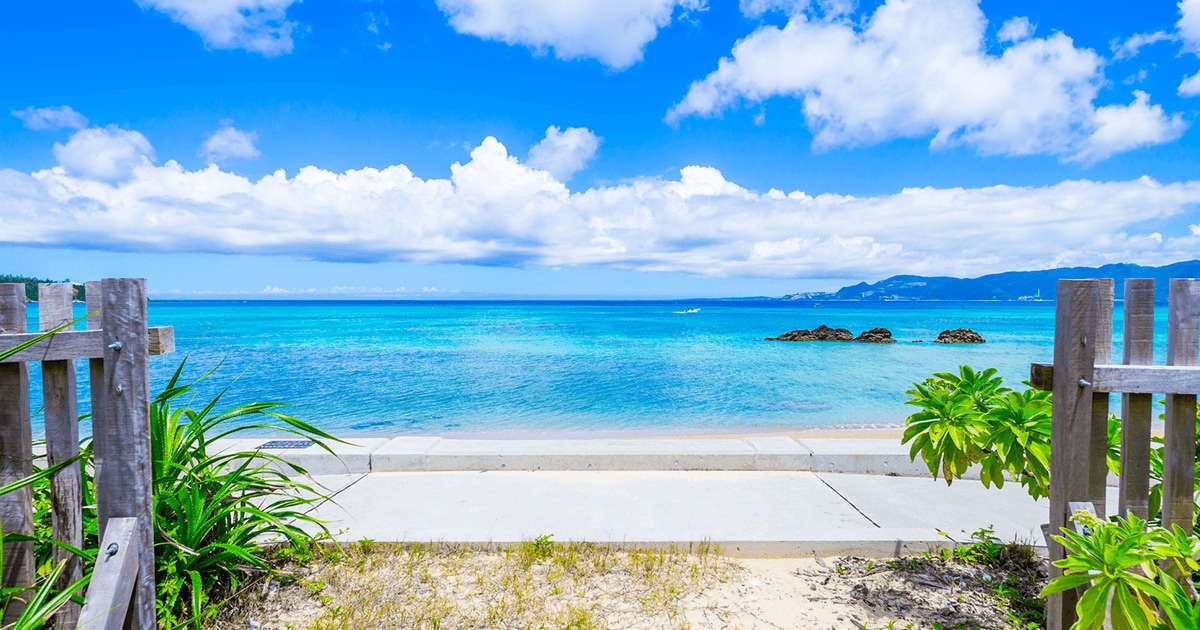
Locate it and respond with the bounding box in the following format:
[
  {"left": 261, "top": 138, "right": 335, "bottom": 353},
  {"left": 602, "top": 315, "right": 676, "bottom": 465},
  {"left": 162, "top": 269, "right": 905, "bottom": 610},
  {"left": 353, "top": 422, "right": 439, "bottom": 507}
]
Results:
[
  {"left": 1031, "top": 278, "right": 1200, "bottom": 630},
  {"left": 0, "top": 279, "right": 174, "bottom": 629}
]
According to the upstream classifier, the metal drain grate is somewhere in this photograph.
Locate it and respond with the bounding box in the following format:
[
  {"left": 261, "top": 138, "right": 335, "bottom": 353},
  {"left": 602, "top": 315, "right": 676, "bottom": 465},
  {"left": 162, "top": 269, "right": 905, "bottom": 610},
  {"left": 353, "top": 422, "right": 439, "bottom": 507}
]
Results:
[{"left": 256, "top": 440, "right": 314, "bottom": 450}]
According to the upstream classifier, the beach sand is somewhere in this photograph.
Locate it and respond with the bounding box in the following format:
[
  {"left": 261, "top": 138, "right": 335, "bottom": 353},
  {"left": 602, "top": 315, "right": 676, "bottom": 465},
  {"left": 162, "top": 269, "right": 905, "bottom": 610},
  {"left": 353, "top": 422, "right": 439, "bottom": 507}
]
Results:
[{"left": 217, "top": 544, "right": 1044, "bottom": 629}]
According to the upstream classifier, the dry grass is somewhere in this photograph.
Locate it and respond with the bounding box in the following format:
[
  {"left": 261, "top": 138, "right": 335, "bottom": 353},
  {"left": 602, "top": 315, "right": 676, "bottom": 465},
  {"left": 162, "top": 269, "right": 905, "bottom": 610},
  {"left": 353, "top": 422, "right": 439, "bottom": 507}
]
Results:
[
  {"left": 208, "top": 538, "right": 1048, "bottom": 629},
  {"left": 211, "top": 538, "right": 737, "bottom": 629}
]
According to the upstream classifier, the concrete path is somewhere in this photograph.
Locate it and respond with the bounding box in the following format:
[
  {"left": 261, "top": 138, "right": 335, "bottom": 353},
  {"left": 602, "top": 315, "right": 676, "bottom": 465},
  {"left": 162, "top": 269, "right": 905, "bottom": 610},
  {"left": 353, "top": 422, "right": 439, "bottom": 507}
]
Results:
[{"left": 223, "top": 435, "right": 1101, "bottom": 557}]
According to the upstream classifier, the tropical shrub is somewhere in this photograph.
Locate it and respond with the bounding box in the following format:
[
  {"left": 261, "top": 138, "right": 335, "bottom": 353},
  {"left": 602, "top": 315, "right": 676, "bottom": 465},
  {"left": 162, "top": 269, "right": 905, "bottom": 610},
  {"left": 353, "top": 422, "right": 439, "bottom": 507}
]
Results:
[
  {"left": 1, "top": 343, "right": 343, "bottom": 627},
  {"left": 903, "top": 365, "right": 1199, "bottom": 522},
  {"left": 150, "top": 359, "right": 344, "bottom": 628},
  {"left": 906, "top": 366, "right": 1200, "bottom": 629},
  {"left": 902, "top": 366, "right": 1053, "bottom": 499},
  {"left": 1042, "top": 511, "right": 1200, "bottom": 630}
]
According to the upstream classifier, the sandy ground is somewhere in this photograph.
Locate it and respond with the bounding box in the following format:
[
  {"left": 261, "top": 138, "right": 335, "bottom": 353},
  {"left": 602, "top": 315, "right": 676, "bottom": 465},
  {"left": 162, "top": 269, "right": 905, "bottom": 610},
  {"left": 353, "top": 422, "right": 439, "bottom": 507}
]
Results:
[{"left": 214, "top": 542, "right": 1045, "bottom": 630}]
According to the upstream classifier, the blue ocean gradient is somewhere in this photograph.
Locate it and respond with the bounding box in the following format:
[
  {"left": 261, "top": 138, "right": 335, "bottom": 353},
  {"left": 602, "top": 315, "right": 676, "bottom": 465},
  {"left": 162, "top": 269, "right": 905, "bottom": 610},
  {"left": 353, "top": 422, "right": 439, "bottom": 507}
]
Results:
[{"left": 23, "top": 300, "right": 1170, "bottom": 437}]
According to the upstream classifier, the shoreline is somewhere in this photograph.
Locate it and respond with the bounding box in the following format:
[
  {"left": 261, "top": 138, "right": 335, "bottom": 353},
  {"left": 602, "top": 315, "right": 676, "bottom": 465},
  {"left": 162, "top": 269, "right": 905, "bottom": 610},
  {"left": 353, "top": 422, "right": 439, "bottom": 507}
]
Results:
[{"left": 312, "top": 423, "right": 907, "bottom": 442}]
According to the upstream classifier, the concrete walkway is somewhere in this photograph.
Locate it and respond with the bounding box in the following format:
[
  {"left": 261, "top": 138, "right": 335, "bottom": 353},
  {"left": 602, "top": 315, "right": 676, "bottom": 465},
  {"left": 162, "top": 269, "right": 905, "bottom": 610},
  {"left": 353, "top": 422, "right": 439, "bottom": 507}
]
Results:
[{"left": 223, "top": 436, "right": 1101, "bottom": 557}]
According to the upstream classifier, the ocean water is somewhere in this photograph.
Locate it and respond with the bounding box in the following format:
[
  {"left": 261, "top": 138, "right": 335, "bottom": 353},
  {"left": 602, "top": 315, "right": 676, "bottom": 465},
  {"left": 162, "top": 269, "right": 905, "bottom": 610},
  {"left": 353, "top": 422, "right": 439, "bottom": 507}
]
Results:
[{"left": 21, "top": 300, "right": 1172, "bottom": 437}]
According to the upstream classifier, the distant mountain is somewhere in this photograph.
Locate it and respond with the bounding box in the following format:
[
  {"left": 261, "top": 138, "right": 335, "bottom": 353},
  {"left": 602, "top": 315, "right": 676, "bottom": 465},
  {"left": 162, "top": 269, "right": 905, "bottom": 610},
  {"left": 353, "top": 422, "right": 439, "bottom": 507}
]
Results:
[{"left": 781, "top": 260, "right": 1200, "bottom": 302}]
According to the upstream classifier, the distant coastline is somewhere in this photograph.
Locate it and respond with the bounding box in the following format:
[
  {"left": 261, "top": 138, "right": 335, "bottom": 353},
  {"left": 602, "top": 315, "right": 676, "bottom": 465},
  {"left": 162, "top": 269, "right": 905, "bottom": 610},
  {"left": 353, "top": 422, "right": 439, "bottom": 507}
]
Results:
[
  {"left": 709, "top": 259, "right": 1200, "bottom": 303},
  {"left": 8, "top": 259, "right": 1197, "bottom": 303}
]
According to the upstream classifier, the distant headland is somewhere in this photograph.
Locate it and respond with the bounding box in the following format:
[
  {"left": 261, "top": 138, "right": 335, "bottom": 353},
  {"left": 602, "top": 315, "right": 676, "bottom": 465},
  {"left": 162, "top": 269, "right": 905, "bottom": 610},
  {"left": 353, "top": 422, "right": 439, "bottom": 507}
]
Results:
[{"left": 771, "top": 260, "right": 1200, "bottom": 303}]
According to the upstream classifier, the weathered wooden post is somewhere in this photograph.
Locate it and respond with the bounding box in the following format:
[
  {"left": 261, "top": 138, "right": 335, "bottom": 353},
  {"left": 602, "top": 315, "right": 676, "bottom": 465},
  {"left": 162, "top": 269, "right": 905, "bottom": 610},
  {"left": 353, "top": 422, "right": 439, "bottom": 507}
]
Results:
[
  {"left": 1087, "top": 279, "right": 1113, "bottom": 517},
  {"left": 94, "top": 279, "right": 156, "bottom": 628},
  {"left": 1161, "top": 279, "right": 1200, "bottom": 533},
  {"left": 0, "top": 284, "right": 35, "bottom": 624},
  {"left": 1118, "top": 279, "right": 1154, "bottom": 519},
  {"left": 1046, "top": 279, "right": 1099, "bottom": 630},
  {"left": 37, "top": 283, "right": 84, "bottom": 629}
]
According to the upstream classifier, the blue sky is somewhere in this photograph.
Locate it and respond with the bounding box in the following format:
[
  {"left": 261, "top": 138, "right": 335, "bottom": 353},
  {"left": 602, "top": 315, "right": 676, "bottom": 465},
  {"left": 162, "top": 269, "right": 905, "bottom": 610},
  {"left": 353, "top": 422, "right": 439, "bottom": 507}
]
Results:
[{"left": 3, "top": 0, "right": 1200, "bottom": 298}]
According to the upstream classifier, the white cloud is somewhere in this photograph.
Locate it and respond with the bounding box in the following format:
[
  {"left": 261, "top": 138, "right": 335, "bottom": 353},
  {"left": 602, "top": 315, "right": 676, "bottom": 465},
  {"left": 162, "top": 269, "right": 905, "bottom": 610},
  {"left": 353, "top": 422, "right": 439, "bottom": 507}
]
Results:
[
  {"left": 11, "top": 106, "right": 88, "bottom": 131},
  {"left": 202, "top": 124, "right": 260, "bottom": 164},
  {"left": 740, "top": 0, "right": 851, "bottom": 18},
  {"left": 1180, "top": 71, "right": 1200, "bottom": 96},
  {"left": 435, "top": 0, "right": 705, "bottom": 69},
  {"left": 52, "top": 126, "right": 156, "bottom": 182},
  {"left": 1071, "top": 91, "right": 1187, "bottom": 164},
  {"left": 668, "top": 0, "right": 1185, "bottom": 162},
  {"left": 997, "top": 16, "right": 1033, "bottom": 43},
  {"left": 526, "top": 126, "right": 601, "bottom": 180},
  {"left": 4, "top": 134, "right": 1200, "bottom": 280},
  {"left": 137, "top": 0, "right": 301, "bottom": 57},
  {"left": 1111, "top": 30, "right": 1175, "bottom": 60},
  {"left": 1180, "top": 0, "right": 1200, "bottom": 52}
]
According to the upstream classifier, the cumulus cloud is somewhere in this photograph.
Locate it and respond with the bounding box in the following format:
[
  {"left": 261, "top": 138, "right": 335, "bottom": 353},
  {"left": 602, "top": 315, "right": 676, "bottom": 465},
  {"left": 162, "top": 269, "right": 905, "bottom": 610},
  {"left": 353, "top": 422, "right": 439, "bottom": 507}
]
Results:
[
  {"left": 997, "top": 16, "right": 1033, "bottom": 43},
  {"left": 202, "top": 124, "right": 260, "bottom": 164},
  {"left": 11, "top": 106, "right": 88, "bottom": 131},
  {"left": 1179, "top": 0, "right": 1200, "bottom": 95},
  {"left": 1180, "top": 0, "right": 1200, "bottom": 52},
  {"left": 669, "top": 0, "right": 1185, "bottom": 162},
  {"left": 435, "top": 0, "right": 705, "bottom": 69},
  {"left": 137, "top": 0, "right": 301, "bottom": 56},
  {"left": 1072, "top": 91, "right": 1187, "bottom": 164},
  {"left": 52, "top": 126, "right": 156, "bottom": 182},
  {"left": 4, "top": 134, "right": 1200, "bottom": 279},
  {"left": 526, "top": 126, "right": 601, "bottom": 180}
]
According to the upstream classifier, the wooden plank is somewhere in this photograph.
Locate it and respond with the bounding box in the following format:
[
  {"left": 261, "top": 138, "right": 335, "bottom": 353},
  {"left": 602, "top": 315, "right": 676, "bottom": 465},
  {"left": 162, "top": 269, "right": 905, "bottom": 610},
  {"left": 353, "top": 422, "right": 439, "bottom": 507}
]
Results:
[
  {"left": 95, "top": 279, "right": 156, "bottom": 628},
  {"left": 1089, "top": 279, "right": 1114, "bottom": 517},
  {"left": 85, "top": 283, "right": 105, "bottom": 589},
  {"left": 1046, "top": 279, "right": 1098, "bottom": 630},
  {"left": 148, "top": 325, "right": 173, "bottom": 356},
  {"left": 76, "top": 517, "right": 140, "bottom": 630},
  {"left": 37, "top": 283, "right": 83, "bottom": 630},
  {"left": 0, "top": 284, "right": 34, "bottom": 625},
  {"left": 1162, "top": 279, "right": 1200, "bottom": 533},
  {"left": 1027, "top": 363, "right": 1200, "bottom": 394},
  {"left": 1119, "top": 279, "right": 1154, "bottom": 520},
  {"left": 1030, "top": 362, "right": 1053, "bottom": 391},
  {"left": 0, "top": 327, "right": 174, "bottom": 363}
]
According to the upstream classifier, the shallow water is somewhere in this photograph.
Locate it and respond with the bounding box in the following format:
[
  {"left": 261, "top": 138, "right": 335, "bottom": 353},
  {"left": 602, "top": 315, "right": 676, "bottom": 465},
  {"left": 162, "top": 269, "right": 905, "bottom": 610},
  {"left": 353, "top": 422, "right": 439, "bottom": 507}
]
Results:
[{"left": 22, "top": 300, "right": 1170, "bottom": 437}]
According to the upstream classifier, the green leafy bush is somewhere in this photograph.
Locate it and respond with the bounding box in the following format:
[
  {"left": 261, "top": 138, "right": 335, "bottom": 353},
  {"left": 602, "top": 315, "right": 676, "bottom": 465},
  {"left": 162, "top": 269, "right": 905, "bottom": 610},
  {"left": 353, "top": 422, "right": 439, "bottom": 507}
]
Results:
[
  {"left": 902, "top": 366, "right": 1053, "bottom": 499},
  {"left": 1042, "top": 511, "right": 1200, "bottom": 630}
]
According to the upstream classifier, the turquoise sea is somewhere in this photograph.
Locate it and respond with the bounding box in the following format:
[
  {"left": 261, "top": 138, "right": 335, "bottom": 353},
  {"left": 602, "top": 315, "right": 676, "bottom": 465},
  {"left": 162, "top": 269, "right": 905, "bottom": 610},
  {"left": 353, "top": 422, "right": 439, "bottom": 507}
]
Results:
[{"left": 23, "top": 300, "right": 1172, "bottom": 437}]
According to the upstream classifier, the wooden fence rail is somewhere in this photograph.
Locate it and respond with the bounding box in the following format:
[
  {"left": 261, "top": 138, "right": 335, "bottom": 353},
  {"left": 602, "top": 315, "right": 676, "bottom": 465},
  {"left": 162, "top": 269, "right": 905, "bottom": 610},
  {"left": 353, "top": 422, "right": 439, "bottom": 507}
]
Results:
[
  {"left": 1032, "top": 278, "right": 1200, "bottom": 630},
  {"left": 0, "top": 279, "right": 174, "bottom": 629}
]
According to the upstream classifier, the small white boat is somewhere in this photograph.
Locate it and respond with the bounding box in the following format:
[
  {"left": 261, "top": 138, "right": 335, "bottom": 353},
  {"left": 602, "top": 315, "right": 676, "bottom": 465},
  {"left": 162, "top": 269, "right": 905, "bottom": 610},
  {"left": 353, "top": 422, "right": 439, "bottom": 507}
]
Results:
[{"left": 675, "top": 307, "right": 701, "bottom": 314}]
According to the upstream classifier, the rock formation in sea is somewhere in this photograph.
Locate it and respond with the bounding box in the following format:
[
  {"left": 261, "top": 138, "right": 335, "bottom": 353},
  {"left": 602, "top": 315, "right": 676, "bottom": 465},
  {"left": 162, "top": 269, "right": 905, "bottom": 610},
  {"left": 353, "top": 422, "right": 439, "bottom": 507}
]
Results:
[
  {"left": 767, "top": 325, "right": 896, "bottom": 343},
  {"left": 854, "top": 328, "right": 896, "bottom": 343},
  {"left": 766, "top": 324, "right": 854, "bottom": 342},
  {"left": 934, "top": 328, "right": 986, "bottom": 344}
]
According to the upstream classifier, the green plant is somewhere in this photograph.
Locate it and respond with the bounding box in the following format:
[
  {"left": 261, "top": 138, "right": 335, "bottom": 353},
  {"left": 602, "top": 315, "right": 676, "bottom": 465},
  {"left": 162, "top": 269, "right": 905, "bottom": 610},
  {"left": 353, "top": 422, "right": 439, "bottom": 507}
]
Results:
[
  {"left": 149, "top": 358, "right": 346, "bottom": 628},
  {"left": 902, "top": 366, "right": 1053, "bottom": 499},
  {"left": 1041, "top": 511, "right": 1200, "bottom": 629}
]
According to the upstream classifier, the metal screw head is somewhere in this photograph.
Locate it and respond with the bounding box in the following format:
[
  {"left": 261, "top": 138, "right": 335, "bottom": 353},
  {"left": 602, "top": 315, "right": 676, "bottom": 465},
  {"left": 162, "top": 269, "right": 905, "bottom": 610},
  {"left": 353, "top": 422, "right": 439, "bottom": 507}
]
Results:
[
  {"left": 106, "top": 543, "right": 119, "bottom": 557},
  {"left": 107, "top": 341, "right": 122, "bottom": 350},
  {"left": 1078, "top": 378, "right": 1092, "bottom": 388}
]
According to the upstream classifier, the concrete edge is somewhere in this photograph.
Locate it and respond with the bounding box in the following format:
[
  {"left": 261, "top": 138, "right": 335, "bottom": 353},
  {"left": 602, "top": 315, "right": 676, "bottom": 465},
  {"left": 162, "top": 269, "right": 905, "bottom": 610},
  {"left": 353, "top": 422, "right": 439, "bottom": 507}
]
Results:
[{"left": 210, "top": 436, "right": 1120, "bottom": 486}]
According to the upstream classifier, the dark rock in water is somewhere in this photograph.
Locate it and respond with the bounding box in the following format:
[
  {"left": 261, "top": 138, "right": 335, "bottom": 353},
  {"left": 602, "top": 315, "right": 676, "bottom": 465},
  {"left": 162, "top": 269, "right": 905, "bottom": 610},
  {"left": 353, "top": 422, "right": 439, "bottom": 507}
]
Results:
[
  {"left": 767, "top": 324, "right": 854, "bottom": 342},
  {"left": 934, "top": 328, "right": 986, "bottom": 344},
  {"left": 854, "top": 327, "right": 896, "bottom": 343}
]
